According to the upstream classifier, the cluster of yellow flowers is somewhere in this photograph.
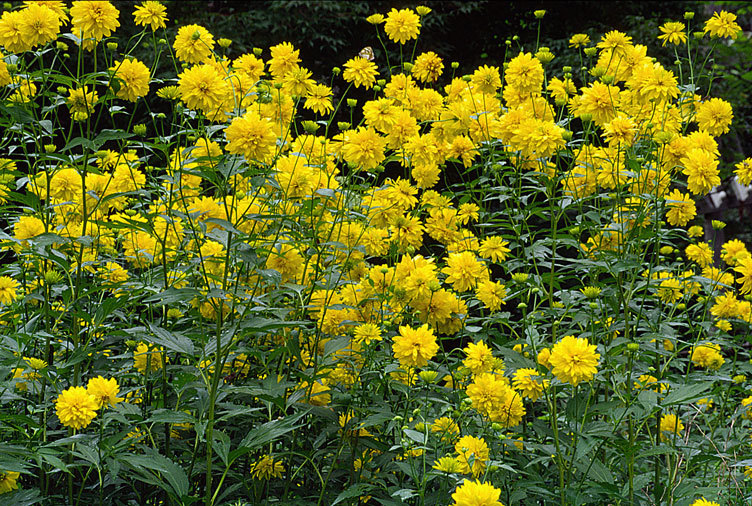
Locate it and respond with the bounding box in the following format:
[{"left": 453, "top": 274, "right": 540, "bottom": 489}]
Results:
[
  {"left": 55, "top": 376, "right": 123, "bottom": 430},
  {"left": 0, "top": 2, "right": 751, "bottom": 503}
]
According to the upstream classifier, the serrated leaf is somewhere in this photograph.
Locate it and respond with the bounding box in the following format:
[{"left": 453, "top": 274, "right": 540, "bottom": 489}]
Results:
[
  {"left": 123, "top": 452, "right": 189, "bottom": 499},
  {"left": 239, "top": 412, "right": 305, "bottom": 450},
  {"left": 148, "top": 323, "right": 195, "bottom": 356},
  {"left": 662, "top": 382, "right": 710, "bottom": 406},
  {"left": 332, "top": 483, "right": 374, "bottom": 505}
]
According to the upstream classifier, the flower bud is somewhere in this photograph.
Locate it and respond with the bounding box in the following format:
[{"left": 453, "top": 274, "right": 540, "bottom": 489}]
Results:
[
  {"left": 332, "top": 66, "right": 341, "bottom": 76},
  {"left": 684, "top": 11, "right": 694, "bottom": 20},
  {"left": 133, "top": 124, "right": 147, "bottom": 136},
  {"left": 301, "top": 120, "right": 319, "bottom": 134},
  {"left": 583, "top": 47, "right": 597, "bottom": 57},
  {"left": 419, "top": 370, "right": 438, "bottom": 383},
  {"left": 107, "top": 42, "right": 118, "bottom": 51},
  {"left": 337, "top": 121, "right": 351, "bottom": 131},
  {"left": 347, "top": 98, "right": 357, "bottom": 108},
  {"left": 534, "top": 9, "right": 546, "bottom": 19},
  {"left": 512, "top": 273, "right": 529, "bottom": 283},
  {"left": 627, "top": 343, "right": 639, "bottom": 352},
  {"left": 218, "top": 38, "right": 232, "bottom": 49}
]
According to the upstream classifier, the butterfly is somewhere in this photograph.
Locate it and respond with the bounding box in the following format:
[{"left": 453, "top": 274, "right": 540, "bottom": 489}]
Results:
[{"left": 358, "top": 46, "right": 375, "bottom": 62}]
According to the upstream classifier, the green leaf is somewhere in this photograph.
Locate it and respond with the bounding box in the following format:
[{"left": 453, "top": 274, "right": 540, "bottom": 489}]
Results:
[
  {"left": 332, "top": 484, "right": 374, "bottom": 505},
  {"left": 62, "top": 136, "right": 97, "bottom": 152},
  {"left": 73, "top": 442, "right": 100, "bottom": 467},
  {"left": 123, "top": 451, "right": 189, "bottom": 499},
  {"left": 148, "top": 323, "right": 195, "bottom": 356},
  {"left": 1, "top": 488, "right": 43, "bottom": 505},
  {"left": 93, "top": 129, "right": 134, "bottom": 145},
  {"left": 238, "top": 412, "right": 305, "bottom": 451},
  {"left": 146, "top": 409, "right": 195, "bottom": 425},
  {"left": 662, "top": 382, "right": 711, "bottom": 406}
]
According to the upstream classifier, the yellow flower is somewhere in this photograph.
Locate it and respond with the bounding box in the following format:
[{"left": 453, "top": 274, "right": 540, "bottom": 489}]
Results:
[
  {"left": 133, "top": 1, "right": 167, "bottom": 31},
  {"left": 366, "top": 13, "right": 384, "bottom": 25},
  {"left": 549, "top": 335, "right": 600, "bottom": 386},
  {"left": 353, "top": 322, "right": 382, "bottom": 345},
  {"left": 412, "top": 51, "right": 443, "bottom": 83},
  {"left": 19, "top": 2, "right": 61, "bottom": 49},
  {"left": 659, "top": 413, "right": 684, "bottom": 442},
  {"left": 433, "top": 456, "right": 462, "bottom": 473},
  {"left": 504, "top": 52, "right": 544, "bottom": 94},
  {"left": 67, "top": 86, "right": 99, "bottom": 120},
  {"left": 664, "top": 189, "right": 696, "bottom": 227},
  {"left": 735, "top": 158, "right": 752, "bottom": 186},
  {"left": 690, "top": 342, "right": 724, "bottom": 370},
  {"left": 431, "top": 416, "right": 459, "bottom": 442},
  {"left": 342, "top": 127, "right": 386, "bottom": 170},
  {"left": 177, "top": 63, "right": 228, "bottom": 113},
  {"left": 742, "top": 396, "right": 752, "bottom": 420},
  {"left": 343, "top": 56, "right": 378, "bottom": 89},
  {"left": 442, "top": 251, "right": 486, "bottom": 292},
  {"left": 224, "top": 111, "right": 277, "bottom": 163},
  {"left": 0, "top": 276, "right": 19, "bottom": 305},
  {"left": 463, "top": 340, "right": 495, "bottom": 375},
  {"left": 268, "top": 41, "right": 300, "bottom": 78},
  {"left": 658, "top": 21, "right": 687, "bottom": 46},
  {"left": 695, "top": 98, "right": 733, "bottom": 136},
  {"left": 392, "top": 323, "right": 438, "bottom": 368},
  {"left": 173, "top": 24, "right": 214, "bottom": 64},
  {"left": 384, "top": 8, "right": 420, "bottom": 44},
  {"left": 735, "top": 257, "right": 752, "bottom": 295},
  {"left": 86, "top": 376, "right": 124, "bottom": 408},
  {"left": 249, "top": 454, "right": 285, "bottom": 480},
  {"left": 133, "top": 342, "right": 166, "bottom": 373},
  {"left": 0, "top": 11, "right": 32, "bottom": 53},
  {"left": 568, "top": 33, "right": 590, "bottom": 48},
  {"left": 512, "top": 368, "right": 548, "bottom": 401},
  {"left": 110, "top": 58, "right": 150, "bottom": 102},
  {"left": 472, "top": 66, "right": 506, "bottom": 100},
  {"left": 156, "top": 85, "right": 180, "bottom": 101},
  {"left": 70, "top": 1, "right": 120, "bottom": 49},
  {"left": 704, "top": 10, "right": 741, "bottom": 39},
  {"left": 690, "top": 499, "right": 720, "bottom": 506},
  {"left": 475, "top": 280, "right": 507, "bottom": 312},
  {"left": 23, "top": 1, "right": 68, "bottom": 23},
  {"left": 13, "top": 215, "right": 45, "bottom": 245},
  {"left": 454, "top": 435, "right": 489, "bottom": 477},
  {"left": 597, "top": 30, "right": 633, "bottom": 56},
  {"left": 685, "top": 242, "right": 714, "bottom": 267},
  {"left": 681, "top": 148, "right": 720, "bottom": 196},
  {"left": 602, "top": 115, "right": 636, "bottom": 146},
  {"left": 451, "top": 479, "right": 504, "bottom": 506},
  {"left": 281, "top": 66, "right": 314, "bottom": 97},
  {"left": 0, "top": 471, "right": 20, "bottom": 495},
  {"left": 55, "top": 386, "right": 99, "bottom": 430},
  {"left": 303, "top": 83, "right": 334, "bottom": 115},
  {"left": 687, "top": 225, "right": 703, "bottom": 238}
]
